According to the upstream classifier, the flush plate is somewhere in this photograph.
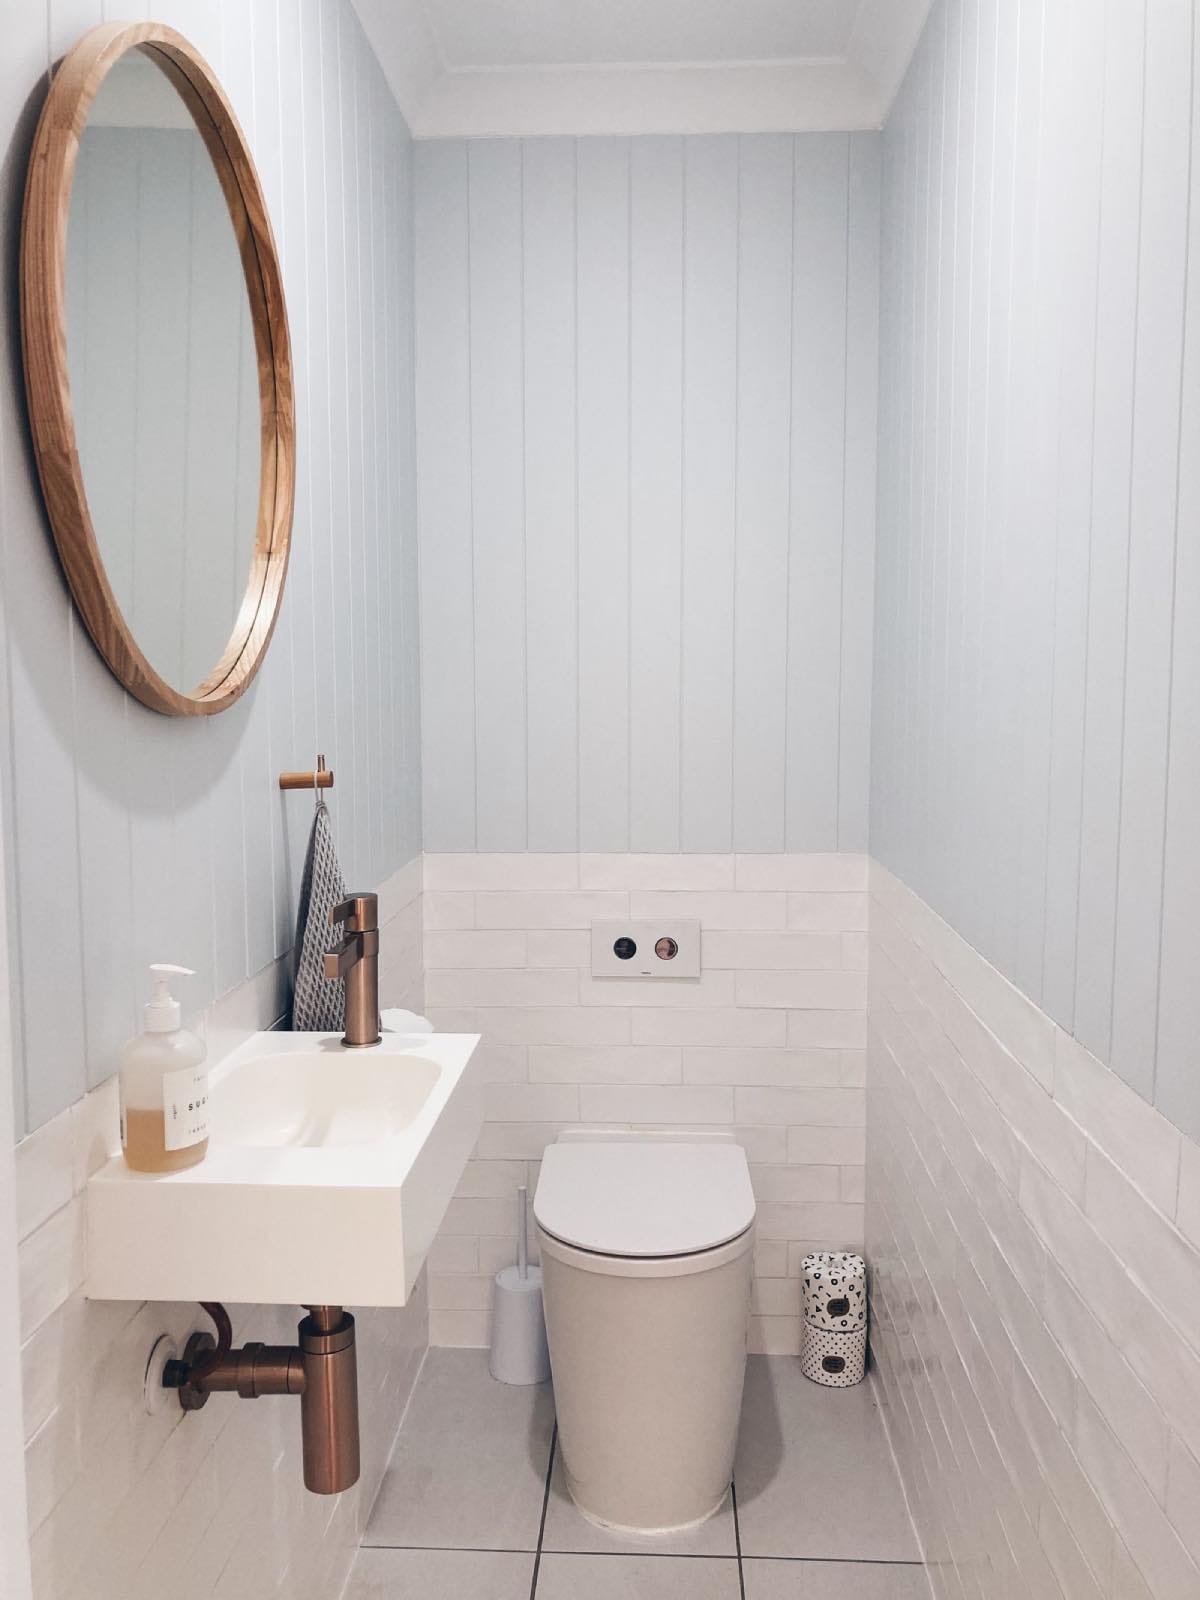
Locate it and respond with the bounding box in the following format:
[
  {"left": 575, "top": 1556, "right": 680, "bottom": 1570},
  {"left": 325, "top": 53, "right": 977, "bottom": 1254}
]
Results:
[{"left": 590, "top": 920, "right": 701, "bottom": 979}]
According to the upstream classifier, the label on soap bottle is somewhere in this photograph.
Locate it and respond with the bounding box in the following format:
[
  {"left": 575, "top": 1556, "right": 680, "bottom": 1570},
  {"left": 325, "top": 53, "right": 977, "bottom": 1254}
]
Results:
[{"left": 162, "top": 1066, "right": 209, "bottom": 1151}]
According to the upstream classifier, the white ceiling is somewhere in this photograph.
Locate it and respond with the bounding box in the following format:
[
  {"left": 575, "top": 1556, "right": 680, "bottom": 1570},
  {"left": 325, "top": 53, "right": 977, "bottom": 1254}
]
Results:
[
  {"left": 425, "top": 0, "right": 857, "bottom": 71},
  {"left": 351, "top": 0, "right": 933, "bottom": 138}
]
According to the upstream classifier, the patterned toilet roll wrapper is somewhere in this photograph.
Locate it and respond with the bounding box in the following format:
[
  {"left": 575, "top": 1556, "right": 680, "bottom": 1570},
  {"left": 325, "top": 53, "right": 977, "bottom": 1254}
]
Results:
[
  {"left": 801, "top": 1251, "right": 867, "bottom": 1332},
  {"left": 800, "top": 1321, "right": 867, "bottom": 1388}
]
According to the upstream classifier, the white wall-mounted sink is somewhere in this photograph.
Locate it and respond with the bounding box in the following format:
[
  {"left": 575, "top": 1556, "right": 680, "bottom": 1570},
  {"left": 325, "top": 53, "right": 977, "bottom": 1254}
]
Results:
[
  {"left": 210, "top": 1049, "right": 444, "bottom": 1150},
  {"left": 86, "top": 1017, "right": 481, "bottom": 1307}
]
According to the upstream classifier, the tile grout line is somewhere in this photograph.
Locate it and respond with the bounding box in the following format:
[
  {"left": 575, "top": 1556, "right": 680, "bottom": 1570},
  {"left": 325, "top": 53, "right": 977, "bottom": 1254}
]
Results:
[
  {"left": 529, "top": 1422, "right": 557, "bottom": 1599},
  {"left": 536, "top": 1552, "right": 742, "bottom": 1561},
  {"left": 744, "top": 1554, "right": 928, "bottom": 1566},
  {"left": 357, "top": 1542, "right": 927, "bottom": 1566},
  {"left": 359, "top": 1543, "right": 539, "bottom": 1554},
  {"left": 732, "top": 1478, "right": 747, "bottom": 1600}
]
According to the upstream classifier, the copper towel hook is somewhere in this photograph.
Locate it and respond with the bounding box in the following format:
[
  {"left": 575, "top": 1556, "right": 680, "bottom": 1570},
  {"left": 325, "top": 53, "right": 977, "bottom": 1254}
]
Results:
[{"left": 279, "top": 754, "right": 334, "bottom": 792}]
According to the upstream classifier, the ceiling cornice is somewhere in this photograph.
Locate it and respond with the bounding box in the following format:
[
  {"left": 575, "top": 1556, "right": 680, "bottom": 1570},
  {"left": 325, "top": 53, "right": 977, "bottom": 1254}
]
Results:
[
  {"left": 846, "top": 0, "right": 934, "bottom": 116},
  {"left": 352, "top": 0, "right": 934, "bottom": 139},
  {"left": 351, "top": 0, "right": 444, "bottom": 125},
  {"left": 415, "top": 60, "right": 881, "bottom": 139}
]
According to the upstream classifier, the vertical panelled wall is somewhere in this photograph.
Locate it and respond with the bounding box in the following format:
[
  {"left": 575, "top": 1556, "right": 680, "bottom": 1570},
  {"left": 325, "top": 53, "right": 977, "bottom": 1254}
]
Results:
[
  {"left": 872, "top": 0, "right": 1200, "bottom": 1138},
  {"left": 870, "top": 1, "right": 1200, "bottom": 1596},
  {"left": 0, "top": 0, "right": 422, "bottom": 1137},
  {"left": 414, "top": 133, "right": 881, "bottom": 858}
]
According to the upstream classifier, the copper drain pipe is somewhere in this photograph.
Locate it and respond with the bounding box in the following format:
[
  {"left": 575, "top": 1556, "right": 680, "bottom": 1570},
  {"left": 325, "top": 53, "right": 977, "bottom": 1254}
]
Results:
[
  {"left": 298, "top": 1306, "right": 360, "bottom": 1494},
  {"left": 164, "top": 1304, "right": 360, "bottom": 1494}
]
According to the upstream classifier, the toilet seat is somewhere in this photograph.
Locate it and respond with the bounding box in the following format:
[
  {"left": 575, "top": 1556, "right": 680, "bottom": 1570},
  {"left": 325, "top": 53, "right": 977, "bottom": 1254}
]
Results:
[{"left": 534, "top": 1139, "right": 755, "bottom": 1261}]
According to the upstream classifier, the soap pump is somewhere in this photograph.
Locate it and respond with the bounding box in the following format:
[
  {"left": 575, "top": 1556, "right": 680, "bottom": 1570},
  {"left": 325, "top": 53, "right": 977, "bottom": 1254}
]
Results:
[{"left": 119, "top": 964, "right": 209, "bottom": 1173}]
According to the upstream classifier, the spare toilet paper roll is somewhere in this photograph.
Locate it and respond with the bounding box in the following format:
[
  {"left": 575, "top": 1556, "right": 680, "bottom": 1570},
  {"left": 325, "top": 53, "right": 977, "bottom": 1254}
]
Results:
[
  {"left": 801, "top": 1251, "right": 867, "bottom": 1332},
  {"left": 801, "top": 1320, "right": 867, "bottom": 1388}
]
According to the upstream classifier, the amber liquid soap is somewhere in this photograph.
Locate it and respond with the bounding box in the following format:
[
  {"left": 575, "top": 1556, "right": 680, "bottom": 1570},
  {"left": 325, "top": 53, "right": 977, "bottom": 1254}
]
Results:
[
  {"left": 119, "top": 963, "right": 209, "bottom": 1175},
  {"left": 121, "top": 1106, "right": 208, "bottom": 1172}
]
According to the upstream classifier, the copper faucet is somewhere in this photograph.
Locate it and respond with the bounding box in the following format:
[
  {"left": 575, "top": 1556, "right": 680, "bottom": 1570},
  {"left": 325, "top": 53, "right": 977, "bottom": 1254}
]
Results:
[
  {"left": 164, "top": 1304, "right": 360, "bottom": 1494},
  {"left": 324, "top": 892, "right": 381, "bottom": 1048}
]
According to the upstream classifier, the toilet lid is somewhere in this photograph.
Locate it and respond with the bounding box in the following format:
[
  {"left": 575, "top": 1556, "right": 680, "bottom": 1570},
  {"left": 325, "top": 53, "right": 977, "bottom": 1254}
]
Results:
[{"left": 534, "top": 1141, "right": 756, "bottom": 1258}]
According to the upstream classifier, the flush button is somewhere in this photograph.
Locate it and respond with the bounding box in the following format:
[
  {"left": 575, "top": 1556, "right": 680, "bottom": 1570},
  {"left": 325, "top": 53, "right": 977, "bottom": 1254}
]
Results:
[
  {"left": 655, "top": 936, "right": 679, "bottom": 961},
  {"left": 613, "top": 937, "right": 638, "bottom": 961}
]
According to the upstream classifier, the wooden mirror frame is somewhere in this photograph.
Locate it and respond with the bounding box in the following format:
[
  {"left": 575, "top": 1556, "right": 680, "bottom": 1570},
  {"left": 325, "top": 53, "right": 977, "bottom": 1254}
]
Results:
[{"left": 20, "top": 22, "right": 295, "bottom": 716}]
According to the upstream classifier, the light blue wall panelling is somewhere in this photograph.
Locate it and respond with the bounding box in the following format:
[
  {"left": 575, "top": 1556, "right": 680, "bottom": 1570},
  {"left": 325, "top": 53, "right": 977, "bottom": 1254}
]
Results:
[
  {"left": 0, "top": 0, "right": 421, "bottom": 1136},
  {"left": 872, "top": 0, "right": 1200, "bottom": 1137},
  {"left": 414, "top": 132, "right": 881, "bottom": 858}
]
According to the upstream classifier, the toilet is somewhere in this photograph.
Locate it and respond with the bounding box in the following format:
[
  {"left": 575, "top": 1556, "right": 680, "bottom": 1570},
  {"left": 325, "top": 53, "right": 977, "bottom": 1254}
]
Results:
[{"left": 534, "top": 1131, "right": 756, "bottom": 1535}]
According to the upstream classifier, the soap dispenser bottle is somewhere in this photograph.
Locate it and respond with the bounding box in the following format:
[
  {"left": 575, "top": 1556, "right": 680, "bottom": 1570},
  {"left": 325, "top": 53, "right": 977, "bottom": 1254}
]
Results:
[{"left": 119, "top": 964, "right": 209, "bottom": 1173}]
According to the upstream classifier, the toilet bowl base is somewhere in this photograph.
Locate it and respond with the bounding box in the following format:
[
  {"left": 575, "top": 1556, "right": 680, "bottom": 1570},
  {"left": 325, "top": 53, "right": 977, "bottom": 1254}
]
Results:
[{"left": 563, "top": 1473, "right": 730, "bottom": 1539}]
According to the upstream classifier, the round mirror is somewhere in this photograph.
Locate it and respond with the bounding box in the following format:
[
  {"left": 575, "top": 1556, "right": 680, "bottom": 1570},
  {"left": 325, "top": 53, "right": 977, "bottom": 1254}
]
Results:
[{"left": 21, "top": 24, "right": 294, "bottom": 715}]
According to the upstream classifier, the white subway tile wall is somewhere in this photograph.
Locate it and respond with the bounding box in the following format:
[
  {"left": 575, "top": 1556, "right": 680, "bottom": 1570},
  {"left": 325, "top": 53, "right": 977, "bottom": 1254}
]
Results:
[
  {"left": 868, "top": 862, "right": 1200, "bottom": 1600},
  {"left": 424, "top": 853, "right": 869, "bottom": 1355},
  {"left": 14, "top": 864, "right": 426, "bottom": 1600}
]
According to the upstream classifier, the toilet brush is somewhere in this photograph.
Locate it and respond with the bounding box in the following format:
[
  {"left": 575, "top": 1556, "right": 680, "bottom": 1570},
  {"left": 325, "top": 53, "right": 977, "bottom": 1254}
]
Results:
[{"left": 488, "top": 1185, "right": 552, "bottom": 1386}]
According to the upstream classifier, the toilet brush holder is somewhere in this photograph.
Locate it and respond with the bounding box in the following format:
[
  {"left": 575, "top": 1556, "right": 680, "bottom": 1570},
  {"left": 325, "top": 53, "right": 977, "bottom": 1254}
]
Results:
[{"left": 489, "top": 1186, "right": 551, "bottom": 1386}]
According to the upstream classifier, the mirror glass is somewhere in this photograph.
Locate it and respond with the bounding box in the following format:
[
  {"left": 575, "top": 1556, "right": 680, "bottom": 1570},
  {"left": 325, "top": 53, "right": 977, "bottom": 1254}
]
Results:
[{"left": 65, "top": 48, "right": 261, "bottom": 695}]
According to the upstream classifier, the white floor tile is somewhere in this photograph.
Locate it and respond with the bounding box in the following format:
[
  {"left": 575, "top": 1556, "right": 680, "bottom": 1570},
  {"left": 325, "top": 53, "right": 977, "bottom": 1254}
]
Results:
[
  {"left": 735, "top": 1360, "right": 920, "bottom": 1561},
  {"left": 541, "top": 1453, "right": 736, "bottom": 1557},
  {"left": 366, "top": 1349, "right": 553, "bottom": 1552},
  {"left": 743, "top": 1558, "right": 931, "bottom": 1598},
  {"left": 535, "top": 1554, "right": 741, "bottom": 1598},
  {"left": 346, "top": 1547, "right": 535, "bottom": 1598}
]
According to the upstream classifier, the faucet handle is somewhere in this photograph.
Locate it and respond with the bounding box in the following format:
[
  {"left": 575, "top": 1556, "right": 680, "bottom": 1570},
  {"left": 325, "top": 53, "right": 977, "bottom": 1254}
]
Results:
[{"left": 329, "top": 892, "right": 378, "bottom": 934}]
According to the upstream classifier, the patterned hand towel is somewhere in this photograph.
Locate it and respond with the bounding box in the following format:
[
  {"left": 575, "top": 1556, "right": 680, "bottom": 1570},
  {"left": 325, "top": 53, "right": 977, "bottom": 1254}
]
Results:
[{"left": 290, "top": 797, "right": 348, "bottom": 1033}]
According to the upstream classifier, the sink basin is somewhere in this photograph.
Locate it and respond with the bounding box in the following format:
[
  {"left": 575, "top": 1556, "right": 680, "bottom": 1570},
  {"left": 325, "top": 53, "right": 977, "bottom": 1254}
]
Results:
[
  {"left": 85, "top": 1018, "right": 482, "bottom": 1307},
  {"left": 210, "top": 1051, "right": 443, "bottom": 1149}
]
